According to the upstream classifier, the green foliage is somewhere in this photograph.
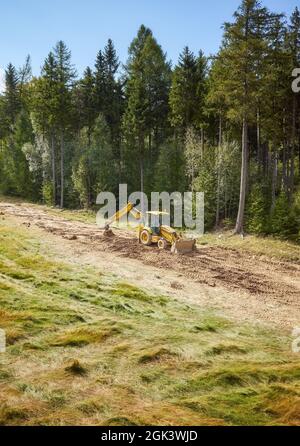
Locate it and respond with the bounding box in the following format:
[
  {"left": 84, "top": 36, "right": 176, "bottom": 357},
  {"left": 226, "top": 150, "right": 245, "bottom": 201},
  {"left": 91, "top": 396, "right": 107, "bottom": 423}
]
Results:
[
  {"left": 169, "top": 47, "right": 207, "bottom": 132},
  {"left": 42, "top": 181, "right": 54, "bottom": 206},
  {"left": 246, "top": 184, "right": 270, "bottom": 234},
  {"left": 2, "top": 63, "right": 21, "bottom": 128},
  {"left": 270, "top": 193, "right": 300, "bottom": 240},
  {"left": 94, "top": 39, "right": 123, "bottom": 154},
  {"left": 194, "top": 142, "right": 241, "bottom": 230},
  {"left": 72, "top": 115, "right": 116, "bottom": 208},
  {"left": 194, "top": 148, "right": 217, "bottom": 229},
  {"left": 184, "top": 127, "right": 201, "bottom": 186},
  {"left": 154, "top": 139, "right": 186, "bottom": 193},
  {"left": 123, "top": 25, "right": 171, "bottom": 193}
]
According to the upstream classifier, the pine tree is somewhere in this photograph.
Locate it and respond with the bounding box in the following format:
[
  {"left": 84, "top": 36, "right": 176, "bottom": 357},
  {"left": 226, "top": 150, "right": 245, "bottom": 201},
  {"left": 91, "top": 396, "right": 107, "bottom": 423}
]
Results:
[
  {"left": 270, "top": 192, "right": 299, "bottom": 239},
  {"left": 218, "top": 0, "right": 274, "bottom": 234},
  {"left": 94, "top": 50, "right": 106, "bottom": 113},
  {"left": 76, "top": 66, "right": 96, "bottom": 145},
  {"left": 288, "top": 7, "right": 300, "bottom": 195},
  {"left": 123, "top": 25, "right": 171, "bottom": 199},
  {"left": 104, "top": 38, "right": 119, "bottom": 77},
  {"left": 246, "top": 183, "right": 269, "bottom": 234},
  {"left": 103, "top": 39, "right": 122, "bottom": 156},
  {"left": 94, "top": 40, "right": 123, "bottom": 159},
  {"left": 31, "top": 52, "right": 59, "bottom": 204},
  {"left": 53, "top": 40, "right": 76, "bottom": 208},
  {"left": 19, "top": 55, "right": 32, "bottom": 99},
  {"left": 72, "top": 114, "right": 115, "bottom": 207},
  {"left": 3, "top": 63, "right": 20, "bottom": 130},
  {"left": 169, "top": 47, "right": 206, "bottom": 133}
]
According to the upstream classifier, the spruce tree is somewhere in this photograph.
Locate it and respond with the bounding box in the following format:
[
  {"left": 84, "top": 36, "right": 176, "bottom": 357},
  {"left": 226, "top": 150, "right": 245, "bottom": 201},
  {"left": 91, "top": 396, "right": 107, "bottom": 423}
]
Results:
[
  {"left": 31, "top": 52, "right": 59, "bottom": 204},
  {"left": 53, "top": 40, "right": 76, "bottom": 208},
  {"left": 218, "top": 0, "right": 273, "bottom": 234},
  {"left": 169, "top": 47, "right": 206, "bottom": 133},
  {"left": 288, "top": 7, "right": 300, "bottom": 194},
  {"left": 94, "top": 40, "right": 123, "bottom": 159},
  {"left": 3, "top": 63, "right": 20, "bottom": 130},
  {"left": 76, "top": 66, "right": 96, "bottom": 145},
  {"left": 123, "top": 25, "right": 171, "bottom": 198},
  {"left": 94, "top": 50, "right": 106, "bottom": 113}
]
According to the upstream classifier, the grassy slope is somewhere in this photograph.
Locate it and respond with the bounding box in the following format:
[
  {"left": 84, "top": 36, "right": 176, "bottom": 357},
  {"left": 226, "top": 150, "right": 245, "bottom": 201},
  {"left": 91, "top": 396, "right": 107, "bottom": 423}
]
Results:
[
  {"left": 199, "top": 233, "right": 300, "bottom": 262},
  {"left": 0, "top": 219, "right": 300, "bottom": 425}
]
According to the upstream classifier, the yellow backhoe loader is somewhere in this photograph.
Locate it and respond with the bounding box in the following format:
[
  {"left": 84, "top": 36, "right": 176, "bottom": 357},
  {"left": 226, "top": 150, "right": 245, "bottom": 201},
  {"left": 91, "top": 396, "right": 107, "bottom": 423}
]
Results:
[{"left": 105, "top": 202, "right": 196, "bottom": 254}]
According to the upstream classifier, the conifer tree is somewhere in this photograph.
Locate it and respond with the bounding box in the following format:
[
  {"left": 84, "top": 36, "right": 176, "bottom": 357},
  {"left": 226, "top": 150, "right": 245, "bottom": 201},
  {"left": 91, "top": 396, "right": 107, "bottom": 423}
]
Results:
[
  {"left": 53, "top": 40, "right": 76, "bottom": 208},
  {"left": 123, "top": 25, "right": 171, "bottom": 198},
  {"left": 169, "top": 47, "right": 206, "bottom": 133},
  {"left": 76, "top": 66, "right": 96, "bottom": 145},
  {"left": 3, "top": 63, "right": 20, "bottom": 130},
  {"left": 217, "top": 0, "right": 273, "bottom": 234},
  {"left": 31, "top": 52, "right": 59, "bottom": 204},
  {"left": 288, "top": 7, "right": 300, "bottom": 192}
]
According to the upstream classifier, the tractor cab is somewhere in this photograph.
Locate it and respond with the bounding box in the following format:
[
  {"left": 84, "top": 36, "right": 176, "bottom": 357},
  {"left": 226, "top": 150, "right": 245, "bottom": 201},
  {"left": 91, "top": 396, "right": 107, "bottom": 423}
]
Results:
[{"left": 144, "top": 211, "right": 169, "bottom": 235}]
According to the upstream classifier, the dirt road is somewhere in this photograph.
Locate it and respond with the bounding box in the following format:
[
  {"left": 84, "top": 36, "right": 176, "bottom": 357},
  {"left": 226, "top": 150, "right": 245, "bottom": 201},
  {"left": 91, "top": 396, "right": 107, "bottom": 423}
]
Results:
[{"left": 1, "top": 201, "right": 300, "bottom": 331}]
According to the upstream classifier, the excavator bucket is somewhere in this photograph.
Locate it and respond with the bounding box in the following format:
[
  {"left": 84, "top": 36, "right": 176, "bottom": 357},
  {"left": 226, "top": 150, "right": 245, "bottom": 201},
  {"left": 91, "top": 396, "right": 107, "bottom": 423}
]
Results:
[{"left": 171, "top": 238, "right": 196, "bottom": 254}]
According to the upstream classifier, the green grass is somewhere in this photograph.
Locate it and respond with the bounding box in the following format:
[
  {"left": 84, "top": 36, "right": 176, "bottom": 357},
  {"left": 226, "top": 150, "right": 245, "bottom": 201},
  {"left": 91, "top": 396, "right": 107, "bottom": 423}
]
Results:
[
  {"left": 199, "top": 232, "right": 300, "bottom": 262},
  {"left": 0, "top": 219, "right": 299, "bottom": 425}
]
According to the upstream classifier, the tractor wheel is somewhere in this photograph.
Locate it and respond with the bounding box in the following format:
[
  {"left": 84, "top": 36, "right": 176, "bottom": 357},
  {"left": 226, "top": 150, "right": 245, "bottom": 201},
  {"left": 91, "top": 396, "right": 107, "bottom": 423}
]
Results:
[
  {"left": 158, "top": 239, "right": 168, "bottom": 250},
  {"left": 140, "top": 229, "right": 152, "bottom": 246}
]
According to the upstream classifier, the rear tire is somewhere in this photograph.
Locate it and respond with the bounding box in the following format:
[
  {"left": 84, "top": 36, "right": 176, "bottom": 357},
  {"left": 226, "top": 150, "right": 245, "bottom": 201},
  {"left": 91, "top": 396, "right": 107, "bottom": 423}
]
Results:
[
  {"left": 140, "top": 229, "right": 152, "bottom": 246},
  {"left": 158, "top": 239, "right": 168, "bottom": 250}
]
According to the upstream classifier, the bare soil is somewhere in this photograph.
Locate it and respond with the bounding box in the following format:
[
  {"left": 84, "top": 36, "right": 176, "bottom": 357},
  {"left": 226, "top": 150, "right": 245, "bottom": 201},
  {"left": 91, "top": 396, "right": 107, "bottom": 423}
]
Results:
[{"left": 1, "top": 201, "right": 300, "bottom": 331}]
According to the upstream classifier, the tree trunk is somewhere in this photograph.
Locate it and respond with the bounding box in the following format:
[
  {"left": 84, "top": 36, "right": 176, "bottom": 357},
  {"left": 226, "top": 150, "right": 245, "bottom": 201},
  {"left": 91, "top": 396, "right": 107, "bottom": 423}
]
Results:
[
  {"left": 140, "top": 156, "right": 144, "bottom": 212},
  {"left": 200, "top": 127, "right": 204, "bottom": 160},
  {"left": 235, "top": 118, "right": 248, "bottom": 235},
  {"left": 60, "top": 130, "right": 64, "bottom": 209},
  {"left": 139, "top": 134, "right": 145, "bottom": 213},
  {"left": 299, "top": 134, "right": 300, "bottom": 177},
  {"left": 262, "top": 142, "right": 269, "bottom": 176},
  {"left": 271, "top": 151, "right": 277, "bottom": 213},
  {"left": 51, "top": 132, "right": 56, "bottom": 206},
  {"left": 282, "top": 144, "right": 288, "bottom": 196},
  {"left": 87, "top": 173, "right": 91, "bottom": 209},
  {"left": 215, "top": 115, "right": 222, "bottom": 228},
  {"left": 257, "top": 108, "right": 261, "bottom": 168},
  {"left": 290, "top": 95, "right": 296, "bottom": 202},
  {"left": 282, "top": 110, "right": 289, "bottom": 196}
]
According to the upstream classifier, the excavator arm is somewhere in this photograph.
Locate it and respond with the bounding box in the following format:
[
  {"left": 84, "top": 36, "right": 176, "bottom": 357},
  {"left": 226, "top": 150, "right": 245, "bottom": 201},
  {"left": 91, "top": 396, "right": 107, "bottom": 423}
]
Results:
[{"left": 105, "top": 202, "right": 142, "bottom": 228}]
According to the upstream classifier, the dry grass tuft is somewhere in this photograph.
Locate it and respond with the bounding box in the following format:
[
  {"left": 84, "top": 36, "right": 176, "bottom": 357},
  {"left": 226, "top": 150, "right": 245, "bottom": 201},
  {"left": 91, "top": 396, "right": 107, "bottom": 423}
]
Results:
[
  {"left": 64, "top": 360, "right": 87, "bottom": 376},
  {"left": 137, "top": 346, "right": 176, "bottom": 364},
  {"left": 49, "top": 327, "right": 119, "bottom": 347}
]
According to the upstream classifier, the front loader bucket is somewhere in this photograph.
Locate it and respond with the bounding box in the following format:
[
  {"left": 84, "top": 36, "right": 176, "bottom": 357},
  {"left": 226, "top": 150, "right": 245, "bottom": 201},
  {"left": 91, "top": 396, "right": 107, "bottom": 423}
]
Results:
[{"left": 171, "top": 238, "right": 196, "bottom": 254}]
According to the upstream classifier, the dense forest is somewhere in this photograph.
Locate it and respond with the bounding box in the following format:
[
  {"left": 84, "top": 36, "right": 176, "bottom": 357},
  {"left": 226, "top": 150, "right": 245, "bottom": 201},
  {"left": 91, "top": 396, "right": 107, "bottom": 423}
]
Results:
[{"left": 0, "top": 0, "right": 300, "bottom": 239}]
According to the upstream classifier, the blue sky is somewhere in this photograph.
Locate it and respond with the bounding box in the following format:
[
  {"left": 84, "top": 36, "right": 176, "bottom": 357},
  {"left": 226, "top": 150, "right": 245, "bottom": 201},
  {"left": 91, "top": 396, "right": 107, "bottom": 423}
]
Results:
[{"left": 0, "top": 0, "right": 297, "bottom": 89}]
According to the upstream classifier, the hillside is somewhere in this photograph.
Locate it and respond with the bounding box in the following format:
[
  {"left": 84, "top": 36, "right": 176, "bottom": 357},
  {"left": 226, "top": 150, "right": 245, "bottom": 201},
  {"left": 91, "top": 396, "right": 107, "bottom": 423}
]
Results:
[{"left": 0, "top": 199, "right": 299, "bottom": 426}]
